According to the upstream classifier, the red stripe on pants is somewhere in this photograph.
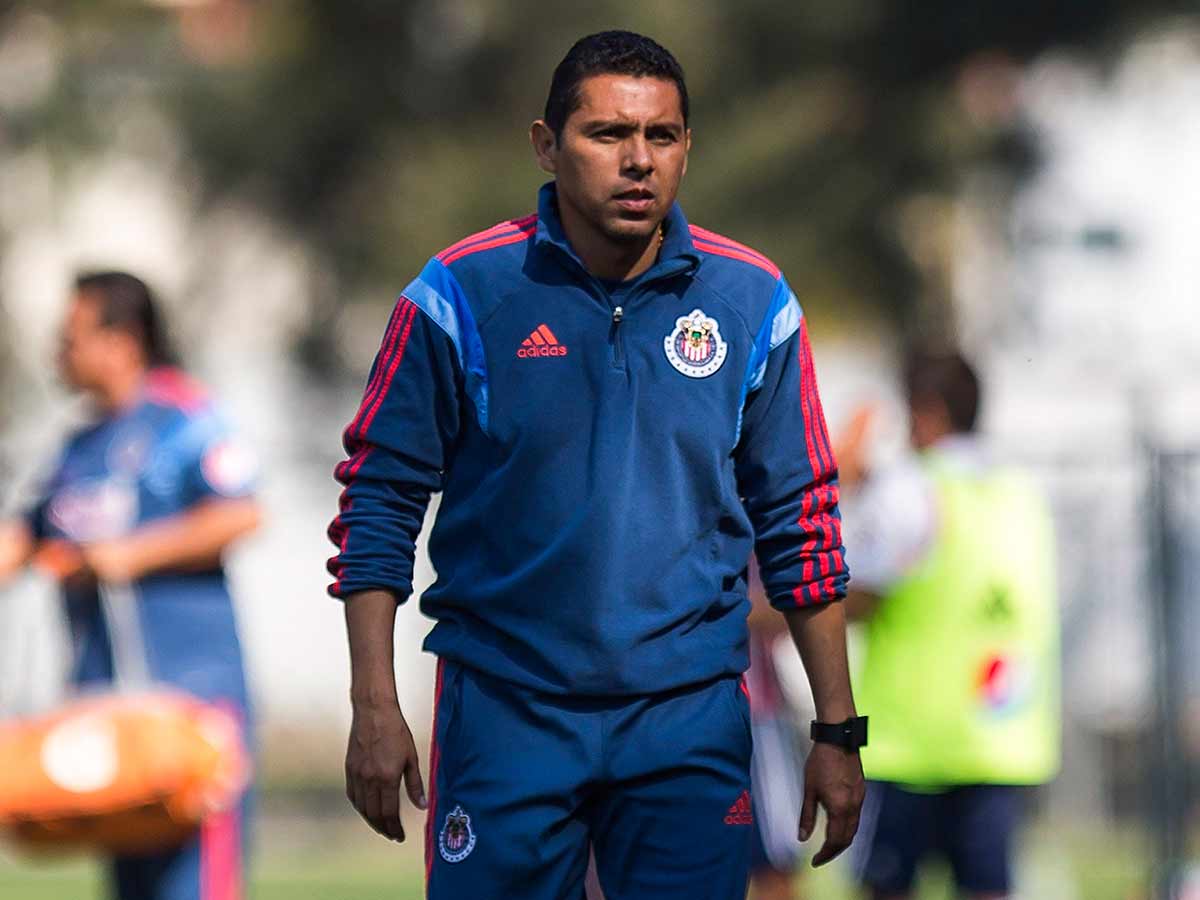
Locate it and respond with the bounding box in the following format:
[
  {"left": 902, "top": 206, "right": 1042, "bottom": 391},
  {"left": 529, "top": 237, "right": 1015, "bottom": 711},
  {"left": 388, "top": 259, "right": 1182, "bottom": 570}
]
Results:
[
  {"left": 425, "top": 659, "right": 446, "bottom": 897},
  {"left": 200, "top": 806, "right": 241, "bottom": 900}
]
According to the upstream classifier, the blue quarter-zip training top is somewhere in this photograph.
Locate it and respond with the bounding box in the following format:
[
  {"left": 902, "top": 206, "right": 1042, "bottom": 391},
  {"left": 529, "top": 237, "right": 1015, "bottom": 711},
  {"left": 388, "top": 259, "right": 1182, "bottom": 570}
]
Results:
[{"left": 328, "top": 184, "right": 847, "bottom": 696}]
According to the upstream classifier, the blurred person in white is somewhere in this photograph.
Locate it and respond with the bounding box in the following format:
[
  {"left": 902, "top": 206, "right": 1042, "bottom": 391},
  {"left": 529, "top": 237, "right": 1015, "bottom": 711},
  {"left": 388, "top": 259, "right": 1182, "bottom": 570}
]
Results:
[
  {"left": 842, "top": 349, "right": 1061, "bottom": 900},
  {"left": 0, "top": 271, "right": 260, "bottom": 900},
  {"left": 745, "top": 558, "right": 811, "bottom": 900}
]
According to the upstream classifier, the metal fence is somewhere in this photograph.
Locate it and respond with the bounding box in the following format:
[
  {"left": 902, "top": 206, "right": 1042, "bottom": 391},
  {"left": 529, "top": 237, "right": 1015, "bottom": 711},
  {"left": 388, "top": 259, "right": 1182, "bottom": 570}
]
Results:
[
  {"left": 1023, "top": 443, "right": 1197, "bottom": 899},
  {"left": 1149, "top": 449, "right": 1199, "bottom": 899}
]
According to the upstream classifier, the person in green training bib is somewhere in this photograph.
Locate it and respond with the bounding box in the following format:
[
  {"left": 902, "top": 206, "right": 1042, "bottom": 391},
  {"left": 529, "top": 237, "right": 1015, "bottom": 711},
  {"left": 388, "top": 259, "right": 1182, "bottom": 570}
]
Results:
[{"left": 842, "top": 350, "right": 1060, "bottom": 900}]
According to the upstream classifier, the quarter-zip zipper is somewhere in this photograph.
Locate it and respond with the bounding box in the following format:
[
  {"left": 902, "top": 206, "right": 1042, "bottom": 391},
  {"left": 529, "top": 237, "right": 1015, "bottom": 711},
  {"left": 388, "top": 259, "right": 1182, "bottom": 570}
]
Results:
[
  {"left": 609, "top": 305, "right": 625, "bottom": 367},
  {"left": 599, "top": 258, "right": 697, "bottom": 371},
  {"left": 542, "top": 241, "right": 698, "bottom": 371}
]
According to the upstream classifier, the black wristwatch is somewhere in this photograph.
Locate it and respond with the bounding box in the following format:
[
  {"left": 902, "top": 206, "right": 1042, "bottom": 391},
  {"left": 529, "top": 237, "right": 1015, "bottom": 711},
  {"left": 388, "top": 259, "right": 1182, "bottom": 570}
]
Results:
[{"left": 810, "top": 716, "right": 868, "bottom": 751}]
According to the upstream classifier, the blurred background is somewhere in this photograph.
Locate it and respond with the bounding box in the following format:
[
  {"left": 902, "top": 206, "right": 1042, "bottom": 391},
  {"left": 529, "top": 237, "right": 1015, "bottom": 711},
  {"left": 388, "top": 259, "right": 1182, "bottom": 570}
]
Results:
[{"left": 1, "top": 1, "right": 1198, "bottom": 897}]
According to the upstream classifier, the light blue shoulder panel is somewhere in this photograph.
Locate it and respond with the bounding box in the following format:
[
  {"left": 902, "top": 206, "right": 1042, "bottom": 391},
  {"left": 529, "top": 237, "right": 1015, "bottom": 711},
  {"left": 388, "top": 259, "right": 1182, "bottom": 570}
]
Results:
[{"left": 401, "top": 258, "right": 490, "bottom": 432}]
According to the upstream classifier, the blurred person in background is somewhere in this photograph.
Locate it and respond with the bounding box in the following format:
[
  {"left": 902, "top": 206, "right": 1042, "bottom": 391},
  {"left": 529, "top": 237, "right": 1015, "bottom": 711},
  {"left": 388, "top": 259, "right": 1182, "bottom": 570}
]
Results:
[
  {"left": 0, "top": 271, "right": 260, "bottom": 900},
  {"left": 328, "top": 29, "right": 865, "bottom": 900},
  {"left": 745, "top": 559, "right": 811, "bottom": 900},
  {"left": 842, "top": 350, "right": 1060, "bottom": 900}
]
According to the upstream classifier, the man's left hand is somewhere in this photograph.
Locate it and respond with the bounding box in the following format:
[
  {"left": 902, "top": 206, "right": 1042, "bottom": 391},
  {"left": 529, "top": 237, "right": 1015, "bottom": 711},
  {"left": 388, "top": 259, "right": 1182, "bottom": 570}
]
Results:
[
  {"left": 32, "top": 539, "right": 88, "bottom": 583},
  {"left": 798, "top": 740, "right": 866, "bottom": 867}
]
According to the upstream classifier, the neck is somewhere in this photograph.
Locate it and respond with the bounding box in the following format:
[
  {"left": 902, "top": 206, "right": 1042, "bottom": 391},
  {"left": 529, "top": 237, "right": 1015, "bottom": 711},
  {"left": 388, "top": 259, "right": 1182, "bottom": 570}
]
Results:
[
  {"left": 93, "top": 366, "right": 144, "bottom": 414},
  {"left": 557, "top": 196, "right": 662, "bottom": 282}
]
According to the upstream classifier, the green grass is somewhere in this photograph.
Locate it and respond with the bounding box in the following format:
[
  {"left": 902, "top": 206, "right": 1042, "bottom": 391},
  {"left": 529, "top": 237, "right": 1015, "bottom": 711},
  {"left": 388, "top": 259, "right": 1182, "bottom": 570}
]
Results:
[
  {"left": 0, "top": 819, "right": 1152, "bottom": 899},
  {"left": 0, "top": 808, "right": 430, "bottom": 900},
  {"left": 0, "top": 850, "right": 427, "bottom": 900},
  {"left": 0, "top": 859, "right": 95, "bottom": 900},
  {"left": 0, "top": 866, "right": 427, "bottom": 900}
]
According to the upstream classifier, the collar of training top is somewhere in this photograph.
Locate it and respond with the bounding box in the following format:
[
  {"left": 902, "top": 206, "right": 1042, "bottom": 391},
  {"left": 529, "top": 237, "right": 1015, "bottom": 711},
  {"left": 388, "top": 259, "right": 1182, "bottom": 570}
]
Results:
[{"left": 533, "top": 181, "right": 701, "bottom": 282}]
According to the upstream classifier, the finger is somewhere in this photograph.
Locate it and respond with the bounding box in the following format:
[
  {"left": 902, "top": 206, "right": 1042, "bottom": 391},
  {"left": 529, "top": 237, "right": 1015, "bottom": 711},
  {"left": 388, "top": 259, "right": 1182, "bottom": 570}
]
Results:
[
  {"left": 811, "top": 823, "right": 840, "bottom": 867},
  {"left": 363, "top": 782, "right": 385, "bottom": 835},
  {"left": 405, "top": 755, "right": 428, "bottom": 811},
  {"left": 846, "top": 810, "right": 861, "bottom": 843},
  {"left": 379, "top": 781, "right": 405, "bottom": 843},
  {"left": 811, "top": 839, "right": 836, "bottom": 867},
  {"left": 798, "top": 784, "right": 817, "bottom": 842},
  {"left": 811, "top": 809, "right": 854, "bottom": 867},
  {"left": 348, "top": 768, "right": 365, "bottom": 819},
  {"left": 346, "top": 776, "right": 361, "bottom": 818}
]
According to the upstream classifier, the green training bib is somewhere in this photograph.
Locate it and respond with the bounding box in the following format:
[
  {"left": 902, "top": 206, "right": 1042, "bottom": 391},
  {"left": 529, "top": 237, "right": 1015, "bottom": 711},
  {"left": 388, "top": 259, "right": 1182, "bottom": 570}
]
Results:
[{"left": 854, "top": 453, "right": 1061, "bottom": 787}]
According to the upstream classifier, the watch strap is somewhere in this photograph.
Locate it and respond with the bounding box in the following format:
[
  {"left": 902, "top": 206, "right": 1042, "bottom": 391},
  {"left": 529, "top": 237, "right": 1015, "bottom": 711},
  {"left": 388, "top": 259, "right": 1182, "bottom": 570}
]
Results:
[{"left": 810, "top": 716, "right": 869, "bottom": 750}]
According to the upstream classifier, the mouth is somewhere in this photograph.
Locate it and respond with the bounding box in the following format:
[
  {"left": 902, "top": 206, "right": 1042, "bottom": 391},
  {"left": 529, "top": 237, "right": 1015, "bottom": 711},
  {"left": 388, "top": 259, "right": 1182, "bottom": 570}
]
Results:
[{"left": 613, "top": 188, "right": 655, "bottom": 214}]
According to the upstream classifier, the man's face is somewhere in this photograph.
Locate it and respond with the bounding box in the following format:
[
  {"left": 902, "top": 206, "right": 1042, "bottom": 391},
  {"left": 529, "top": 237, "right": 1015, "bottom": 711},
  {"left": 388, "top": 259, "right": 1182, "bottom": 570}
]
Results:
[
  {"left": 57, "top": 292, "right": 128, "bottom": 393},
  {"left": 536, "top": 74, "right": 690, "bottom": 243}
]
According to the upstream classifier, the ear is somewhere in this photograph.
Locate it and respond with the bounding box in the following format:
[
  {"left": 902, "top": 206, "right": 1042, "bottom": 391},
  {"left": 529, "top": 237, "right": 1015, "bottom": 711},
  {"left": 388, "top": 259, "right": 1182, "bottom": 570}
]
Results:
[
  {"left": 530, "top": 120, "right": 557, "bottom": 175},
  {"left": 112, "top": 330, "right": 147, "bottom": 369},
  {"left": 682, "top": 128, "right": 692, "bottom": 178}
]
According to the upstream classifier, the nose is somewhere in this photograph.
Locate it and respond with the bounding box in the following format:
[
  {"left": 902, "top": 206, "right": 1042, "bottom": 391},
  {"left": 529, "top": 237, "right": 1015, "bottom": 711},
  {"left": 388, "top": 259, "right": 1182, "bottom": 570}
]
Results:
[{"left": 621, "top": 135, "right": 653, "bottom": 177}]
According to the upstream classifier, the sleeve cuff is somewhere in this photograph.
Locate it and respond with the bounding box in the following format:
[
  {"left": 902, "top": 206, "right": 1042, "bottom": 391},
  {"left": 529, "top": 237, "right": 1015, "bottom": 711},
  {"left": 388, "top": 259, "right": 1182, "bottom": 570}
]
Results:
[{"left": 768, "top": 575, "right": 848, "bottom": 610}]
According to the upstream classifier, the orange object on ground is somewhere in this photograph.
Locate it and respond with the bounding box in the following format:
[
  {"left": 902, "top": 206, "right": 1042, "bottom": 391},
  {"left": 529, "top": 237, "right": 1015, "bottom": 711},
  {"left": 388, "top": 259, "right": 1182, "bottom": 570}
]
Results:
[{"left": 0, "top": 691, "right": 248, "bottom": 855}]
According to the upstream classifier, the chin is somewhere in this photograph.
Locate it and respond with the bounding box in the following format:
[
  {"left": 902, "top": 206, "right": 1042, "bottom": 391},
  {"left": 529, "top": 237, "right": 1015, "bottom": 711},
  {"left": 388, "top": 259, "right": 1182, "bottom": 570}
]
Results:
[{"left": 603, "top": 217, "right": 660, "bottom": 244}]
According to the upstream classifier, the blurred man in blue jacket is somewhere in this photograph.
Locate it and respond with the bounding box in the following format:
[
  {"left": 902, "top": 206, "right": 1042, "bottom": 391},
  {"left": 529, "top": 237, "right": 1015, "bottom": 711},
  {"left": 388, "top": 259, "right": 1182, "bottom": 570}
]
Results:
[{"left": 0, "top": 271, "right": 259, "bottom": 900}]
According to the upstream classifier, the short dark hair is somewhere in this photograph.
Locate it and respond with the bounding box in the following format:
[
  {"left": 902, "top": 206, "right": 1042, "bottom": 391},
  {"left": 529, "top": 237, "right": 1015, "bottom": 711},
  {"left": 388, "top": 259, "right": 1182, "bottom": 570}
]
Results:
[
  {"left": 904, "top": 348, "right": 981, "bottom": 434},
  {"left": 544, "top": 30, "right": 688, "bottom": 140},
  {"left": 75, "top": 270, "right": 177, "bottom": 368}
]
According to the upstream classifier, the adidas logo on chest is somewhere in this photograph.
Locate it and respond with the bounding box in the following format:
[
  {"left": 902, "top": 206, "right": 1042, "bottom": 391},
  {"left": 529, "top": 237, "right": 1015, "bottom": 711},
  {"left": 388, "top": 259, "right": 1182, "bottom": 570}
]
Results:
[{"left": 517, "top": 324, "right": 568, "bottom": 358}]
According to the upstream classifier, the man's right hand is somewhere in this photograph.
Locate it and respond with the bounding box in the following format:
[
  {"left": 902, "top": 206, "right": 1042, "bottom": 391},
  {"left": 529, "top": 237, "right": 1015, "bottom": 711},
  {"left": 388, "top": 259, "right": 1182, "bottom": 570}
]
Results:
[
  {"left": 345, "top": 700, "right": 427, "bottom": 842},
  {"left": 0, "top": 520, "right": 34, "bottom": 585}
]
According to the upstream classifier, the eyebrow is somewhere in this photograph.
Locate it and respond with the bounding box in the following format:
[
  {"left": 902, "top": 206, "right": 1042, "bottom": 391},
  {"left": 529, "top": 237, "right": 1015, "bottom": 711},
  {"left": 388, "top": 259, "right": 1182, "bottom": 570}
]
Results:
[{"left": 578, "top": 118, "right": 684, "bottom": 133}]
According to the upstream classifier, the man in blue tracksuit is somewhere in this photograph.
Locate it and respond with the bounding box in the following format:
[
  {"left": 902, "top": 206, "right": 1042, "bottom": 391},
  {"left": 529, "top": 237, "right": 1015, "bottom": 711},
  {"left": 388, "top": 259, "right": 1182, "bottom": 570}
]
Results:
[{"left": 328, "top": 31, "right": 866, "bottom": 899}]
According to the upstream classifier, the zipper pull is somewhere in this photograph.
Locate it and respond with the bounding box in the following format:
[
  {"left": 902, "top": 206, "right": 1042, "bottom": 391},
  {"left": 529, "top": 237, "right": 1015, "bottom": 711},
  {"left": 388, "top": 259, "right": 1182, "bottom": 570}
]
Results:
[{"left": 612, "top": 306, "right": 624, "bottom": 324}]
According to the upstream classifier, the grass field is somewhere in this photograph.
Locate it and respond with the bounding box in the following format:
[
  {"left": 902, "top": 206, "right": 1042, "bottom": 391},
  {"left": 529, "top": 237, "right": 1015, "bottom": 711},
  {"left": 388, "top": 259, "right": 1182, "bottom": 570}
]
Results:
[
  {"left": 0, "top": 814, "right": 1151, "bottom": 899},
  {"left": 0, "top": 830, "right": 429, "bottom": 900}
]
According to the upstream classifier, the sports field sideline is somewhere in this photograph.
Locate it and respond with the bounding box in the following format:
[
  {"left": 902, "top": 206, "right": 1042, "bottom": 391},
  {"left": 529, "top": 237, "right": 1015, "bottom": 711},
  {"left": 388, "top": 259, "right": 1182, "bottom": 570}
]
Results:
[{"left": 0, "top": 816, "right": 1149, "bottom": 899}]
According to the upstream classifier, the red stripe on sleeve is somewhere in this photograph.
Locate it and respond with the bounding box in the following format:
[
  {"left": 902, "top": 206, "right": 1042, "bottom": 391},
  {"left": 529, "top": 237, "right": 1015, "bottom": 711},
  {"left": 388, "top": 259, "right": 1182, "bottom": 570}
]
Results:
[
  {"left": 345, "top": 299, "right": 412, "bottom": 442},
  {"left": 435, "top": 215, "right": 537, "bottom": 261},
  {"left": 691, "top": 238, "right": 782, "bottom": 279},
  {"left": 345, "top": 447, "right": 374, "bottom": 482},
  {"left": 800, "top": 320, "right": 836, "bottom": 476},
  {"left": 329, "top": 497, "right": 353, "bottom": 595},
  {"left": 328, "top": 301, "right": 419, "bottom": 595},
  {"left": 688, "top": 226, "right": 782, "bottom": 278},
  {"left": 357, "top": 302, "right": 419, "bottom": 437},
  {"left": 440, "top": 224, "right": 537, "bottom": 265},
  {"left": 797, "top": 323, "right": 825, "bottom": 480}
]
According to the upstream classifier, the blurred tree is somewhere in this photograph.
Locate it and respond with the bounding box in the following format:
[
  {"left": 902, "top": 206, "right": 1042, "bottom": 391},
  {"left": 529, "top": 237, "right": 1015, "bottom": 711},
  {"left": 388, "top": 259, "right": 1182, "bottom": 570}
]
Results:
[{"left": 1, "top": 0, "right": 1194, "bottom": 370}]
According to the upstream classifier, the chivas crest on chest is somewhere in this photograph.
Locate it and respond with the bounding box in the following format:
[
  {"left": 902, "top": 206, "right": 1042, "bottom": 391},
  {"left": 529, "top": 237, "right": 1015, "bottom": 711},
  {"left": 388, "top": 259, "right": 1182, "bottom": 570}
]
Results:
[{"left": 664, "top": 308, "right": 728, "bottom": 378}]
